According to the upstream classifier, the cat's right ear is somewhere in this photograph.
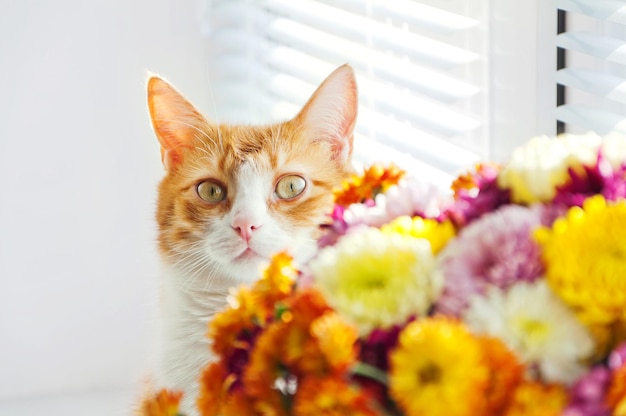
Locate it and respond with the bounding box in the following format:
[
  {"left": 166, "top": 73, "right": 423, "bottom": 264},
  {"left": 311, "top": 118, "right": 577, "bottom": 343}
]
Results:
[
  {"left": 295, "top": 64, "right": 358, "bottom": 165},
  {"left": 147, "top": 75, "right": 206, "bottom": 170}
]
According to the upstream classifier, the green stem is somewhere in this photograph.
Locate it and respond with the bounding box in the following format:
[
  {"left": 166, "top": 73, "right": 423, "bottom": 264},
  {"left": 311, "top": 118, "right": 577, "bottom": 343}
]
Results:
[{"left": 351, "top": 362, "right": 389, "bottom": 385}]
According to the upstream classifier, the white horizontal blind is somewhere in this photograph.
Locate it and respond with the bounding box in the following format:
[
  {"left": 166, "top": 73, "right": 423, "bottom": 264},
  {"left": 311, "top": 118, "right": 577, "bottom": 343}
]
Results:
[
  {"left": 203, "top": 0, "right": 490, "bottom": 188},
  {"left": 556, "top": 0, "right": 626, "bottom": 134}
]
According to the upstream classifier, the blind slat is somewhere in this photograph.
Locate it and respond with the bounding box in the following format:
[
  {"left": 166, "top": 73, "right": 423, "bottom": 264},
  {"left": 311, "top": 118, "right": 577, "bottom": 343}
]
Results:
[
  {"left": 265, "top": 0, "right": 478, "bottom": 35},
  {"left": 557, "top": 68, "right": 626, "bottom": 104},
  {"left": 213, "top": 2, "right": 479, "bottom": 69},
  {"left": 210, "top": 35, "right": 480, "bottom": 103},
  {"left": 556, "top": 103, "right": 626, "bottom": 135},
  {"left": 557, "top": 32, "right": 626, "bottom": 65},
  {"left": 313, "top": 0, "right": 478, "bottom": 35},
  {"left": 557, "top": 0, "right": 626, "bottom": 25}
]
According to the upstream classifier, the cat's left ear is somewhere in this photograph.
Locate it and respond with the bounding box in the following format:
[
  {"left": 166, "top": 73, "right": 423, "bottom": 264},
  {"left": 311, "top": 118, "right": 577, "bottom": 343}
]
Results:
[
  {"left": 147, "top": 75, "right": 208, "bottom": 170},
  {"left": 295, "top": 64, "right": 358, "bottom": 164}
]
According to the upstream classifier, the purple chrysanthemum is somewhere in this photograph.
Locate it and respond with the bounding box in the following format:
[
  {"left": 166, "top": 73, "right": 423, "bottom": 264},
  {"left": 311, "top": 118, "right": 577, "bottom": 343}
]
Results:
[
  {"left": 554, "top": 152, "right": 626, "bottom": 207},
  {"left": 434, "top": 205, "right": 545, "bottom": 316},
  {"left": 563, "top": 366, "right": 612, "bottom": 416}
]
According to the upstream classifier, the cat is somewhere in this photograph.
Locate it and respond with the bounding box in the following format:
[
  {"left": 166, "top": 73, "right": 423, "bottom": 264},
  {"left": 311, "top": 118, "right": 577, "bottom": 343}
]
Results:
[{"left": 146, "top": 64, "right": 358, "bottom": 415}]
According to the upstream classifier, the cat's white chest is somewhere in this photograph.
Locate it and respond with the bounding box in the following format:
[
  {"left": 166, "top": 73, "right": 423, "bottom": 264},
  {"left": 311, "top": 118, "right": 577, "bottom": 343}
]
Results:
[{"left": 155, "top": 266, "right": 232, "bottom": 416}]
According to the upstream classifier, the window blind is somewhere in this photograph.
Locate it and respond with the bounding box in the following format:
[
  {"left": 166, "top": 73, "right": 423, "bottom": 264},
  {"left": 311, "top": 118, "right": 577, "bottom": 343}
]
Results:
[
  {"left": 204, "top": 0, "right": 490, "bottom": 189},
  {"left": 556, "top": 0, "right": 626, "bottom": 135}
]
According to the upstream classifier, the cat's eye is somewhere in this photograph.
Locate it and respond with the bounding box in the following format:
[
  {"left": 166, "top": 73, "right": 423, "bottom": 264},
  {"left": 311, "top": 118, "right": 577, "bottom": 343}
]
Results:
[
  {"left": 197, "top": 180, "right": 226, "bottom": 203},
  {"left": 275, "top": 175, "right": 306, "bottom": 200}
]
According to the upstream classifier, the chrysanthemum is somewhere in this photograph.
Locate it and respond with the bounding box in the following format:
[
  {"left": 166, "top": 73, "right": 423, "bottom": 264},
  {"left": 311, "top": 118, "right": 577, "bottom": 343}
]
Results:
[
  {"left": 606, "top": 362, "right": 626, "bottom": 415},
  {"left": 310, "top": 227, "right": 439, "bottom": 335},
  {"left": 197, "top": 361, "right": 234, "bottom": 416},
  {"left": 497, "top": 133, "right": 601, "bottom": 204},
  {"left": 334, "top": 163, "right": 405, "bottom": 207},
  {"left": 138, "top": 389, "right": 183, "bottom": 416},
  {"left": 388, "top": 317, "right": 489, "bottom": 416},
  {"left": 209, "top": 286, "right": 259, "bottom": 358},
  {"left": 381, "top": 215, "right": 455, "bottom": 254},
  {"left": 341, "top": 176, "right": 446, "bottom": 228},
  {"left": 503, "top": 381, "right": 568, "bottom": 416},
  {"left": 243, "top": 289, "right": 348, "bottom": 402},
  {"left": 600, "top": 132, "right": 626, "bottom": 169},
  {"left": 293, "top": 375, "right": 378, "bottom": 416},
  {"left": 250, "top": 251, "right": 297, "bottom": 321},
  {"left": 563, "top": 366, "right": 612, "bottom": 416},
  {"left": 309, "top": 312, "right": 359, "bottom": 374},
  {"left": 435, "top": 205, "right": 545, "bottom": 316},
  {"left": 448, "top": 162, "right": 510, "bottom": 226},
  {"left": 535, "top": 195, "right": 626, "bottom": 334},
  {"left": 242, "top": 321, "right": 295, "bottom": 416},
  {"left": 478, "top": 336, "right": 525, "bottom": 415},
  {"left": 464, "top": 281, "right": 594, "bottom": 384}
]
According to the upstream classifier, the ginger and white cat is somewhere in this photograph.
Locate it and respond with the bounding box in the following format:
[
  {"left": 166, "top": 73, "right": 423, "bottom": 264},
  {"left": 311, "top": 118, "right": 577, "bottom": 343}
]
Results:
[{"left": 147, "top": 65, "right": 358, "bottom": 415}]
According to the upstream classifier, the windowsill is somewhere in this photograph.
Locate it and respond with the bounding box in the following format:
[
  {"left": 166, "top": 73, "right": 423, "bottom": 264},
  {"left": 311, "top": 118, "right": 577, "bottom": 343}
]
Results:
[{"left": 0, "top": 387, "right": 136, "bottom": 416}]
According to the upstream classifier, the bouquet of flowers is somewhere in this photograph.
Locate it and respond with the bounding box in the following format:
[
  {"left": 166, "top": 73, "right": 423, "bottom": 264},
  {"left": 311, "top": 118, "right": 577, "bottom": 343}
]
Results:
[{"left": 143, "top": 132, "right": 626, "bottom": 416}]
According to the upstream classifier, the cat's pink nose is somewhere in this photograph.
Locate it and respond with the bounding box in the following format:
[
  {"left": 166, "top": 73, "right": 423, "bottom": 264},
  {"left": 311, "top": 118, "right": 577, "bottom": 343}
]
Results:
[{"left": 231, "top": 216, "right": 262, "bottom": 242}]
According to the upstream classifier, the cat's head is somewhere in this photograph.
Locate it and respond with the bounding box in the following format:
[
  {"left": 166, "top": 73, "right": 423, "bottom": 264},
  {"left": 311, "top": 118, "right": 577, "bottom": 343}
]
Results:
[{"left": 148, "top": 65, "right": 357, "bottom": 285}]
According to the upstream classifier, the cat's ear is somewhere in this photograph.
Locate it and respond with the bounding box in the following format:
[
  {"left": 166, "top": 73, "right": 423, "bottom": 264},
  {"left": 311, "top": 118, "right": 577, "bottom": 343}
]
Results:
[
  {"left": 295, "top": 64, "right": 358, "bottom": 164},
  {"left": 147, "top": 75, "right": 207, "bottom": 170}
]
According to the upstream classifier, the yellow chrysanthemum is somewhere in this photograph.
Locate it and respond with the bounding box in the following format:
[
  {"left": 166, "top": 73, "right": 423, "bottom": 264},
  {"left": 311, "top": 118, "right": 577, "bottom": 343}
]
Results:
[
  {"left": 334, "top": 163, "right": 405, "bottom": 206},
  {"left": 381, "top": 215, "right": 455, "bottom": 254},
  {"left": 503, "top": 381, "right": 568, "bottom": 416},
  {"left": 388, "top": 317, "right": 489, "bottom": 416},
  {"left": 535, "top": 195, "right": 626, "bottom": 335},
  {"left": 310, "top": 227, "right": 439, "bottom": 335}
]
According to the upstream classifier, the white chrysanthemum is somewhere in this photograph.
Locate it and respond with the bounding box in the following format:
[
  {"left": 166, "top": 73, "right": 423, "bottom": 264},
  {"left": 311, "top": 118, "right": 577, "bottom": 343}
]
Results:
[
  {"left": 310, "top": 227, "right": 440, "bottom": 335},
  {"left": 463, "top": 280, "right": 594, "bottom": 384},
  {"left": 497, "top": 133, "right": 601, "bottom": 203},
  {"left": 601, "top": 132, "right": 626, "bottom": 168}
]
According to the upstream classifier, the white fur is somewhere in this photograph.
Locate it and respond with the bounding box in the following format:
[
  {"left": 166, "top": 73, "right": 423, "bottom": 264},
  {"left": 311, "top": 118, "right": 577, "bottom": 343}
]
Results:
[{"left": 155, "top": 161, "right": 318, "bottom": 415}]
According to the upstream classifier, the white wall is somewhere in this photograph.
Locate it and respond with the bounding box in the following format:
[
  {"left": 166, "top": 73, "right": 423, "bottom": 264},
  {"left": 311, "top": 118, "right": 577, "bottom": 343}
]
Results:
[{"left": 0, "top": 0, "right": 209, "bottom": 404}]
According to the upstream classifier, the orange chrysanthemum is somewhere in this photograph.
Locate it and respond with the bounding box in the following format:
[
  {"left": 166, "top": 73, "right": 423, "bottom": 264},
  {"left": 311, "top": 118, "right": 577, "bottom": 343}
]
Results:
[
  {"left": 503, "top": 381, "right": 568, "bottom": 416},
  {"left": 309, "top": 312, "right": 359, "bottom": 374},
  {"left": 138, "top": 389, "right": 183, "bottom": 416},
  {"left": 451, "top": 162, "right": 501, "bottom": 199},
  {"left": 241, "top": 322, "right": 292, "bottom": 415},
  {"left": 209, "top": 286, "right": 258, "bottom": 358},
  {"left": 479, "top": 336, "right": 525, "bottom": 414},
  {"left": 209, "top": 252, "right": 297, "bottom": 358},
  {"left": 334, "top": 163, "right": 405, "bottom": 206},
  {"left": 293, "top": 375, "right": 378, "bottom": 416},
  {"left": 607, "top": 363, "right": 626, "bottom": 415},
  {"left": 242, "top": 289, "right": 359, "bottom": 414},
  {"left": 251, "top": 251, "right": 298, "bottom": 321},
  {"left": 197, "top": 361, "right": 233, "bottom": 416}
]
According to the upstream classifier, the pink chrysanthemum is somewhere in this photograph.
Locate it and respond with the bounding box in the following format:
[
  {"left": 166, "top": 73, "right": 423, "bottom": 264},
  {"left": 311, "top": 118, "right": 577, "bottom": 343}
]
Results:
[{"left": 435, "top": 205, "right": 545, "bottom": 316}]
